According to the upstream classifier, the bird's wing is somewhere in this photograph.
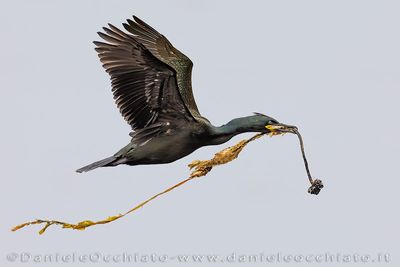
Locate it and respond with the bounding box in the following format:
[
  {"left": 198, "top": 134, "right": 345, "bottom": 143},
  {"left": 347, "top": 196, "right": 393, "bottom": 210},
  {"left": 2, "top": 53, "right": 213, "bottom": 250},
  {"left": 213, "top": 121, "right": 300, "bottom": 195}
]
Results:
[
  {"left": 94, "top": 23, "right": 195, "bottom": 135},
  {"left": 122, "top": 16, "right": 202, "bottom": 119}
]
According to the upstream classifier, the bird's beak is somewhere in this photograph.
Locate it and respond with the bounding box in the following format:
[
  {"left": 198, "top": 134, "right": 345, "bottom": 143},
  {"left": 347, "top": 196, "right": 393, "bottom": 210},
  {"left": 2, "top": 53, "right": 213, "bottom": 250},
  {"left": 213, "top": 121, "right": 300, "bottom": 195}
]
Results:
[{"left": 265, "top": 123, "right": 298, "bottom": 135}]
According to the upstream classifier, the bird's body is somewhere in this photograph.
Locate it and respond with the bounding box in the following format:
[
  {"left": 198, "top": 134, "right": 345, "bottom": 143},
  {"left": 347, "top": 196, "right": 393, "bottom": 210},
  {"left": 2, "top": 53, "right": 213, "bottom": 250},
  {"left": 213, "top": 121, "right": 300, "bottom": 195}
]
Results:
[
  {"left": 77, "top": 16, "right": 279, "bottom": 173},
  {"left": 117, "top": 120, "right": 209, "bottom": 165}
]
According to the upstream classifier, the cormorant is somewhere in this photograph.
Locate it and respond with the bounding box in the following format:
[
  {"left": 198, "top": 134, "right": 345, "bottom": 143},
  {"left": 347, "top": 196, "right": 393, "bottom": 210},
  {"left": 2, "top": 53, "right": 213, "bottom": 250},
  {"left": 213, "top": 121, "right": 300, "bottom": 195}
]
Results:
[{"left": 77, "top": 16, "right": 289, "bottom": 173}]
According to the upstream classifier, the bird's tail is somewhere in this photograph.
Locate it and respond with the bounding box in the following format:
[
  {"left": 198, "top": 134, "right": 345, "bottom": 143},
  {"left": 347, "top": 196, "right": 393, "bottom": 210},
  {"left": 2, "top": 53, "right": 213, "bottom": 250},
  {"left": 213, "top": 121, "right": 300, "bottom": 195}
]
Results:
[{"left": 76, "top": 156, "right": 121, "bottom": 173}]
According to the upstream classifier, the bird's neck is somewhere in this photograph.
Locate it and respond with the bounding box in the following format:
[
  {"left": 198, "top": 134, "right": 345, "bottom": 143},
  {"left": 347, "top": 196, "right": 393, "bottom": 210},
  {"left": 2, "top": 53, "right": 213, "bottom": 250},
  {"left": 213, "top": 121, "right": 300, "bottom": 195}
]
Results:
[{"left": 208, "top": 116, "right": 258, "bottom": 145}]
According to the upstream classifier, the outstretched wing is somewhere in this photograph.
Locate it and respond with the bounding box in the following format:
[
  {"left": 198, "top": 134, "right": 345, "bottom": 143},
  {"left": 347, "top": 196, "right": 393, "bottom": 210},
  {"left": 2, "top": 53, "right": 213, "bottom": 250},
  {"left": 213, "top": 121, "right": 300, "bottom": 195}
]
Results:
[
  {"left": 123, "top": 16, "right": 202, "bottom": 119},
  {"left": 94, "top": 23, "right": 195, "bottom": 132}
]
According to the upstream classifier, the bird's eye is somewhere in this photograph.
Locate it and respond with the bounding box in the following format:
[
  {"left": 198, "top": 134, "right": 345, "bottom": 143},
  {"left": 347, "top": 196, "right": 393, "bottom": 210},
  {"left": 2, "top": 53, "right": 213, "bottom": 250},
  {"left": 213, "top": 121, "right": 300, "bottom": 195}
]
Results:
[{"left": 268, "top": 119, "right": 278, "bottom": 125}]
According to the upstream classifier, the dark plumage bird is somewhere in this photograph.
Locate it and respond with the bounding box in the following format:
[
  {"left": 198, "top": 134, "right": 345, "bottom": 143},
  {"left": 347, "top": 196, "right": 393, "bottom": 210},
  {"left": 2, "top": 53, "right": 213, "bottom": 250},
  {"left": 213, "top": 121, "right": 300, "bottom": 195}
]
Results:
[{"left": 77, "top": 16, "right": 283, "bottom": 173}]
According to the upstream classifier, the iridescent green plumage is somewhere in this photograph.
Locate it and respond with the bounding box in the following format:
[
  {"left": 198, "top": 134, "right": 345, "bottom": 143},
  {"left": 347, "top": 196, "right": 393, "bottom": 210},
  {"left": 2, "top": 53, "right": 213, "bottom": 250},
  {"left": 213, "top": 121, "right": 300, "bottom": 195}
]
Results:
[
  {"left": 13, "top": 15, "right": 322, "bottom": 235},
  {"left": 77, "top": 16, "right": 281, "bottom": 173},
  {"left": 123, "top": 16, "right": 202, "bottom": 120}
]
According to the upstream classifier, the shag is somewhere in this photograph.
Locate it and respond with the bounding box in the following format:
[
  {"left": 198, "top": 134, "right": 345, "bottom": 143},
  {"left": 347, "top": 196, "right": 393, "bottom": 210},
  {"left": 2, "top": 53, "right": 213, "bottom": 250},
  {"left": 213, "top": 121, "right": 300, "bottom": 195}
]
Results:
[{"left": 77, "top": 16, "right": 291, "bottom": 173}]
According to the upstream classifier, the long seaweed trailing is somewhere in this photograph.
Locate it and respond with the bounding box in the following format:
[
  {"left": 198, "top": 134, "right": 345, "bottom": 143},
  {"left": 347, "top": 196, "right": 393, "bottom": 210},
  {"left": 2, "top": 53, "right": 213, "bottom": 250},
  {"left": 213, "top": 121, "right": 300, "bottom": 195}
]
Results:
[{"left": 12, "top": 127, "right": 323, "bottom": 235}]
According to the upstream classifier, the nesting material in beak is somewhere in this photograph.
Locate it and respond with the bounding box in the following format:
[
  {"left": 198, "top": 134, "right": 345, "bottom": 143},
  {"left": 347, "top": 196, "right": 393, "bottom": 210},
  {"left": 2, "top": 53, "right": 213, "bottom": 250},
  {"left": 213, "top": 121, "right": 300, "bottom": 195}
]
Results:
[
  {"left": 265, "top": 123, "right": 297, "bottom": 136},
  {"left": 12, "top": 122, "right": 324, "bottom": 235},
  {"left": 265, "top": 123, "right": 324, "bottom": 195}
]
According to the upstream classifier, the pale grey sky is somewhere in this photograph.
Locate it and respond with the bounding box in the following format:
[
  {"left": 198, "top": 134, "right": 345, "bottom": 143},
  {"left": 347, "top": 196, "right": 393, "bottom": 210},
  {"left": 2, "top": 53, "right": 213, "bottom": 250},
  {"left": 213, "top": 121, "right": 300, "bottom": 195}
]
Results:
[{"left": 1, "top": 1, "right": 399, "bottom": 266}]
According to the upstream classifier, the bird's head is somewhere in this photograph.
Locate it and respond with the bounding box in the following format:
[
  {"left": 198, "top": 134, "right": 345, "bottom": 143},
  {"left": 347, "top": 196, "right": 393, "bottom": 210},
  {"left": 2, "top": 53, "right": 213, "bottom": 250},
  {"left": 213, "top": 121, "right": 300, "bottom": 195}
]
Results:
[
  {"left": 210, "top": 113, "right": 298, "bottom": 145},
  {"left": 251, "top": 112, "right": 297, "bottom": 134}
]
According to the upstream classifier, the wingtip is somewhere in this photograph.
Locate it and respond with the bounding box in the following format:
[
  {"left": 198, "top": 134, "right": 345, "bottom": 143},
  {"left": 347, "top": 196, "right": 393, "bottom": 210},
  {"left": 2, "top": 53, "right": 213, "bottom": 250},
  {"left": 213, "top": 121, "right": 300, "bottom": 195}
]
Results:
[
  {"left": 126, "top": 18, "right": 135, "bottom": 26},
  {"left": 122, "top": 22, "right": 131, "bottom": 31},
  {"left": 132, "top": 15, "right": 145, "bottom": 25}
]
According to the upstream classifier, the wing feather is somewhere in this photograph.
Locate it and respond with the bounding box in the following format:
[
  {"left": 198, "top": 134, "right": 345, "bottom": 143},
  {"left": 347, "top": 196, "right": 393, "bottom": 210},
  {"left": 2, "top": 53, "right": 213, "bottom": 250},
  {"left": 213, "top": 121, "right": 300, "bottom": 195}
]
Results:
[
  {"left": 94, "top": 23, "right": 193, "bottom": 135},
  {"left": 122, "top": 16, "right": 203, "bottom": 119}
]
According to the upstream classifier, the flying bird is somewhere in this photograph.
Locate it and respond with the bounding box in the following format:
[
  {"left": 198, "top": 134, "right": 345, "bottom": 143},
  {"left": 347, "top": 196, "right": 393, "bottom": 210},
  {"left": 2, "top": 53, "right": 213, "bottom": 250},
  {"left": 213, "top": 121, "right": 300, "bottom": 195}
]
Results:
[
  {"left": 77, "top": 16, "right": 287, "bottom": 173},
  {"left": 10, "top": 16, "right": 323, "bottom": 235}
]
